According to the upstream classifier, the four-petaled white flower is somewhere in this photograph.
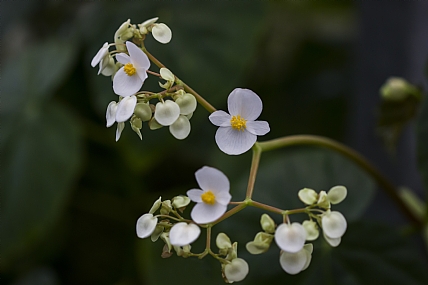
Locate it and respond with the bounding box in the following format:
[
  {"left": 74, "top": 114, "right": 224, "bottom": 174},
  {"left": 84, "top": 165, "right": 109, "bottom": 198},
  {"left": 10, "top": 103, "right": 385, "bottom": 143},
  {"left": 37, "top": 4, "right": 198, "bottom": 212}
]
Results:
[
  {"left": 113, "top": 41, "right": 150, "bottom": 97},
  {"left": 209, "top": 88, "right": 270, "bottom": 155},
  {"left": 187, "top": 166, "right": 231, "bottom": 224}
]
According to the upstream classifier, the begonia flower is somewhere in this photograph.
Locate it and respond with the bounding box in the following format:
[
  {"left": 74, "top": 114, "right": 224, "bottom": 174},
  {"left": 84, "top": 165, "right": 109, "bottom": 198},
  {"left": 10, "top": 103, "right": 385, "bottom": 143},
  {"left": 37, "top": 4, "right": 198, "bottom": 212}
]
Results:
[
  {"left": 274, "top": 222, "right": 307, "bottom": 253},
  {"left": 113, "top": 41, "right": 150, "bottom": 97},
  {"left": 152, "top": 23, "right": 172, "bottom": 44},
  {"left": 224, "top": 258, "right": 249, "bottom": 283},
  {"left": 209, "top": 88, "right": 270, "bottom": 155},
  {"left": 136, "top": 213, "right": 158, "bottom": 239},
  {"left": 187, "top": 166, "right": 231, "bottom": 224},
  {"left": 169, "top": 222, "right": 201, "bottom": 246},
  {"left": 279, "top": 243, "right": 313, "bottom": 275}
]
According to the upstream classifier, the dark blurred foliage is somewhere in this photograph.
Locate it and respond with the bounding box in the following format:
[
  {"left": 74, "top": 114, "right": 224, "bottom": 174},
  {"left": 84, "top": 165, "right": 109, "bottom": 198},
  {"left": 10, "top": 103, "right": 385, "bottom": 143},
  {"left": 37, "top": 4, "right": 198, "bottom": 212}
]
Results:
[{"left": 1, "top": 1, "right": 428, "bottom": 285}]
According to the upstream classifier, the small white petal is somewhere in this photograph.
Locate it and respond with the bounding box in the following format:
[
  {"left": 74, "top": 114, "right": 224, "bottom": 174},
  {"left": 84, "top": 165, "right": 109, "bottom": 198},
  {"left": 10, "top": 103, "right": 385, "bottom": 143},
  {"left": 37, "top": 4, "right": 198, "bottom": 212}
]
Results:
[
  {"left": 323, "top": 232, "right": 341, "bottom": 247},
  {"left": 224, "top": 258, "right": 249, "bottom": 282},
  {"left": 279, "top": 248, "right": 308, "bottom": 275},
  {"left": 91, "top": 42, "right": 109, "bottom": 67},
  {"left": 160, "top": 68, "right": 175, "bottom": 81},
  {"left": 214, "top": 190, "right": 232, "bottom": 205},
  {"left": 116, "top": 95, "right": 137, "bottom": 122},
  {"left": 169, "top": 222, "right": 201, "bottom": 246},
  {"left": 298, "top": 188, "right": 318, "bottom": 205},
  {"left": 190, "top": 202, "right": 227, "bottom": 224},
  {"left": 140, "top": 17, "right": 158, "bottom": 28},
  {"left": 154, "top": 100, "right": 180, "bottom": 126},
  {"left": 152, "top": 23, "right": 172, "bottom": 44},
  {"left": 209, "top": 110, "right": 231, "bottom": 127},
  {"left": 106, "top": 101, "right": 118, "bottom": 127},
  {"left": 195, "top": 166, "right": 230, "bottom": 194},
  {"left": 275, "top": 223, "right": 307, "bottom": 253},
  {"left": 215, "top": 127, "right": 257, "bottom": 155},
  {"left": 169, "top": 115, "right": 191, "bottom": 140},
  {"left": 246, "top": 120, "right": 270, "bottom": 136},
  {"left": 175, "top": 93, "right": 197, "bottom": 115},
  {"left": 136, "top": 213, "right": 158, "bottom": 238},
  {"left": 100, "top": 56, "right": 116, "bottom": 76},
  {"left": 126, "top": 41, "right": 151, "bottom": 73},
  {"left": 116, "top": 53, "right": 130, "bottom": 65},
  {"left": 116, "top": 122, "right": 125, "bottom": 141},
  {"left": 113, "top": 68, "right": 142, "bottom": 97},
  {"left": 186, "top": 189, "right": 204, "bottom": 203},
  {"left": 301, "top": 244, "right": 313, "bottom": 270},
  {"left": 322, "top": 211, "right": 347, "bottom": 239},
  {"left": 227, "top": 88, "right": 263, "bottom": 120},
  {"left": 327, "top": 186, "right": 347, "bottom": 204}
]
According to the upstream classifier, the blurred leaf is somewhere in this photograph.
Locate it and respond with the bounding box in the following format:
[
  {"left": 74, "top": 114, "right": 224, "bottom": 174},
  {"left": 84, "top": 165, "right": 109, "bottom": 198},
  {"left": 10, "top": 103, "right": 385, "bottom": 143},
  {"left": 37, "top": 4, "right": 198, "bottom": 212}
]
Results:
[
  {"left": 0, "top": 39, "right": 81, "bottom": 268},
  {"left": 417, "top": 97, "right": 428, "bottom": 204}
]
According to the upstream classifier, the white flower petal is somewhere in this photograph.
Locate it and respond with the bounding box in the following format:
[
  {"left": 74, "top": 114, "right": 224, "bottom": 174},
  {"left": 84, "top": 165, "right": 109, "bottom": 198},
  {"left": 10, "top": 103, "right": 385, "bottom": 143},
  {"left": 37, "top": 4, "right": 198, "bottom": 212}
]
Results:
[
  {"left": 209, "top": 110, "right": 232, "bottom": 127},
  {"left": 136, "top": 213, "right": 158, "bottom": 238},
  {"left": 115, "top": 53, "right": 130, "bottom": 65},
  {"left": 140, "top": 17, "right": 158, "bottom": 28},
  {"left": 279, "top": 248, "right": 308, "bottom": 275},
  {"left": 116, "top": 95, "right": 137, "bottom": 122},
  {"left": 323, "top": 232, "right": 341, "bottom": 247},
  {"left": 169, "top": 222, "right": 201, "bottom": 246},
  {"left": 224, "top": 258, "right": 249, "bottom": 283},
  {"left": 113, "top": 68, "right": 142, "bottom": 97},
  {"left": 152, "top": 23, "right": 172, "bottom": 44},
  {"left": 322, "top": 211, "right": 347, "bottom": 239},
  {"left": 190, "top": 202, "right": 227, "bottom": 224},
  {"left": 116, "top": 122, "right": 125, "bottom": 141},
  {"left": 215, "top": 190, "right": 232, "bottom": 205},
  {"left": 187, "top": 189, "right": 204, "bottom": 203},
  {"left": 160, "top": 68, "right": 175, "bottom": 81},
  {"left": 275, "top": 223, "right": 307, "bottom": 253},
  {"left": 195, "top": 166, "right": 229, "bottom": 193},
  {"left": 126, "top": 41, "right": 150, "bottom": 72},
  {"left": 169, "top": 115, "right": 191, "bottom": 140},
  {"left": 100, "top": 56, "right": 116, "bottom": 76},
  {"left": 246, "top": 120, "right": 270, "bottom": 136},
  {"left": 327, "top": 185, "right": 347, "bottom": 204},
  {"left": 91, "top": 42, "right": 109, "bottom": 67},
  {"left": 215, "top": 127, "right": 257, "bottom": 155},
  {"left": 106, "top": 101, "right": 118, "bottom": 127},
  {"left": 154, "top": 100, "right": 180, "bottom": 126},
  {"left": 227, "top": 88, "right": 263, "bottom": 120}
]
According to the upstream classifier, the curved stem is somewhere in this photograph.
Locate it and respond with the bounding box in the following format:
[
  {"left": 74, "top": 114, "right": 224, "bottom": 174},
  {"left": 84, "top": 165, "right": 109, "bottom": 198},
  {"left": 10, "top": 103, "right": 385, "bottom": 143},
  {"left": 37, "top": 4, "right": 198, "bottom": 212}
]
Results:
[
  {"left": 142, "top": 47, "right": 217, "bottom": 113},
  {"left": 246, "top": 143, "right": 262, "bottom": 199},
  {"left": 258, "top": 135, "right": 423, "bottom": 226}
]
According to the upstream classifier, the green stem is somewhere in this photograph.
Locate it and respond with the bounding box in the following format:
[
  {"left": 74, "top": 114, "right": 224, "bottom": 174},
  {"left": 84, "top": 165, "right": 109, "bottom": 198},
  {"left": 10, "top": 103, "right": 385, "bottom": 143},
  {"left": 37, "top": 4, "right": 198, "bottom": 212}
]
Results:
[
  {"left": 211, "top": 203, "right": 248, "bottom": 226},
  {"left": 142, "top": 47, "right": 217, "bottom": 113},
  {"left": 246, "top": 143, "right": 262, "bottom": 199},
  {"left": 248, "top": 200, "right": 283, "bottom": 215},
  {"left": 258, "top": 135, "right": 423, "bottom": 226}
]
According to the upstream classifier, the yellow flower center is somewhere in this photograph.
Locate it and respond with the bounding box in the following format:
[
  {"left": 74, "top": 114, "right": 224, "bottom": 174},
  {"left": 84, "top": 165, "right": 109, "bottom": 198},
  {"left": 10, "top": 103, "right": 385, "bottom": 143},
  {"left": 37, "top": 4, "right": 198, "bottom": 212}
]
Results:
[
  {"left": 230, "top": 115, "right": 246, "bottom": 131},
  {"left": 124, "top": 63, "right": 136, "bottom": 76},
  {"left": 201, "top": 190, "right": 216, "bottom": 205}
]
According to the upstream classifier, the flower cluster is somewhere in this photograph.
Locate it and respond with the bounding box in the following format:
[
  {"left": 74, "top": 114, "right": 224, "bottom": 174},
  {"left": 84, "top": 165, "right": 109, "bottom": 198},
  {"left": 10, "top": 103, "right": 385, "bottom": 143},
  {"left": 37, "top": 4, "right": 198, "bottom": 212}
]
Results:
[
  {"left": 245, "top": 186, "right": 347, "bottom": 275},
  {"left": 92, "top": 19, "right": 197, "bottom": 141}
]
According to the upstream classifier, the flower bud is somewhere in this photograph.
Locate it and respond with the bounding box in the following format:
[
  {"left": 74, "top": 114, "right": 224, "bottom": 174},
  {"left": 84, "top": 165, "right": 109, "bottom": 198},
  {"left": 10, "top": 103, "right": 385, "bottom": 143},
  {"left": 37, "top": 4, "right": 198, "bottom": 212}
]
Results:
[
  {"left": 169, "top": 115, "right": 191, "bottom": 140},
  {"left": 134, "top": 102, "right": 152, "bottom": 122},
  {"left": 260, "top": 214, "right": 276, "bottom": 234},
  {"left": 169, "top": 222, "right": 201, "bottom": 246},
  {"left": 160, "top": 200, "right": 172, "bottom": 215},
  {"left": 223, "top": 258, "right": 249, "bottom": 283},
  {"left": 172, "top": 195, "right": 191, "bottom": 209},
  {"left": 323, "top": 232, "right": 341, "bottom": 247},
  {"left": 327, "top": 185, "right": 347, "bottom": 204},
  {"left": 130, "top": 116, "right": 143, "bottom": 140},
  {"left": 154, "top": 100, "right": 180, "bottom": 126},
  {"left": 275, "top": 223, "right": 306, "bottom": 253},
  {"left": 116, "top": 95, "right": 137, "bottom": 123},
  {"left": 298, "top": 188, "right": 317, "bottom": 205},
  {"left": 317, "top": 191, "right": 330, "bottom": 209},
  {"left": 380, "top": 77, "right": 420, "bottom": 101},
  {"left": 175, "top": 93, "right": 197, "bottom": 115},
  {"left": 149, "top": 196, "right": 162, "bottom": 214},
  {"left": 152, "top": 23, "right": 172, "bottom": 44},
  {"left": 216, "top": 233, "right": 232, "bottom": 250},
  {"left": 138, "top": 17, "right": 159, "bottom": 34},
  {"left": 246, "top": 232, "right": 273, "bottom": 254},
  {"left": 136, "top": 213, "right": 158, "bottom": 238},
  {"left": 114, "top": 19, "right": 134, "bottom": 51},
  {"left": 106, "top": 101, "right": 118, "bottom": 127},
  {"left": 302, "top": 220, "right": 319, "bottom": 241},
  {"left": 151, "top": 225, "right": 164, "bottom": 242},
  {"left": 148, "top": 117, "right": 163, "bottom": 130},
  {"left": 321, "top": 210, "right": 347, "bottom": 239}
]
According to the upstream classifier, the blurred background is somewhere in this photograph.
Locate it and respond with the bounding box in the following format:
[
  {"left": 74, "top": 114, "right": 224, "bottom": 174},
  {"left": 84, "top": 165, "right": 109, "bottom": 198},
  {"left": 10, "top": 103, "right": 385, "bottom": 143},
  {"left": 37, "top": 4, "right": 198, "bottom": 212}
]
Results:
[{"left": 2, "top": 0, "right": 428, "bottom": 284}]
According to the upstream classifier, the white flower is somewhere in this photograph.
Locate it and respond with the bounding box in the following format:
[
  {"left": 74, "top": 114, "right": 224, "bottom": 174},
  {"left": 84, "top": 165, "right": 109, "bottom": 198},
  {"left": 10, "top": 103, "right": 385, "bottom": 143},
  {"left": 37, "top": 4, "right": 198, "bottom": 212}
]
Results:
[
  {"left": 154, "top": 100, "right": 180, "bottom": 126},
  {"left": 169, "top": 115, "right": 191, "bottom": 140},
  {"left": 169, "top": 222, "right": 201, "bottom": 246},
  {"left": 113, "top": 41, "right": 150, "bottom": 97},
  {"left": 91, "top": 42, "right": 113, "bottom": 75},
  {"left": 136, "top": 213, "right": 158, "bottom": 238},
  {"left": 209, "top": 88, "right": 270, "bottom": 155},
  {"left": 152, "top": 23, "right": 172, "bottom": 44},
  {"left": 279, "top": 244, "right": 313, "bottom": 275},
  {"left": 274, "top": 223, "right": 307, "bottom": 253},
  {"left": 321, "top": 210, "right": 347, "bottom": 239},
  {"left": 224, "top": 258, "right": 249, "bottom": 283},
  {"left": 186, "top": 166, "right": 231, "bottom": 224}
]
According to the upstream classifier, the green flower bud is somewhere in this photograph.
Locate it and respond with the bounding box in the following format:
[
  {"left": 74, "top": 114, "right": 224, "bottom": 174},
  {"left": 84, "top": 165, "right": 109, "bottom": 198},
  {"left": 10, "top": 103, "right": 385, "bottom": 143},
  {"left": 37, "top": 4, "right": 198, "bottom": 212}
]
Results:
[
  {"left": 317, "top": 191, "right": 330, "bottom": 209},
  {"left": 327, "top": 185, "right": 347, "bottom": 205},
  {"left": 246, "top": 232, "right": 273, "bottom": 254},
  {"left": 175, "top": 93, "right": 197, "bottom": 115},
  {"left": 380, "top": 77, "right": 421, "bottom": 101},
  {"left": 148, "top": 117, "right": 163, "bottom": 130},
  {"left": 302, "top": 220, "right": 319, "bottom": 241},
  {"left": 298, "top": 188, "right": 318, "bottom": 205},
  {"left": 172, "top": 195, "right": 191, "bottom": 210},
  {"left": 149, "top": 196, "right": 162, "bottom": 214},
  {"left": 216, "top": 233, "right": 232, "bottom": 250},
  {"left": 151, "top": 225, "right": 164, "bottom": 242},
  {"left": 130, "top": 116, "right": 142, "bottom": 140},
  {"left": 160, "top": 200, "right": 172, "bottom": 215},
  {"left": 134, "top": 102, "right": 152, "bottom": 122},
  {"left": 260, "top": 214, "right": 275, "bottom": 234}
]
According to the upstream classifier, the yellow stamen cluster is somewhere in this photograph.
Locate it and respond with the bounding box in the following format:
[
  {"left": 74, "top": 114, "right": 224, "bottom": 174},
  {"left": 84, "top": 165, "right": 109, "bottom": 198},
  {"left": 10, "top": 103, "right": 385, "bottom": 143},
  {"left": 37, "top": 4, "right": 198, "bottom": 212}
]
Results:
[
  {"left": 124, "top": 63, "right": 136, "bottom": 76},
  {"left": 201, "top": 190, "right": 216, "bottom": 205},
  {"left": 230, "top": 115, "right": 247, "bottom": 131}
]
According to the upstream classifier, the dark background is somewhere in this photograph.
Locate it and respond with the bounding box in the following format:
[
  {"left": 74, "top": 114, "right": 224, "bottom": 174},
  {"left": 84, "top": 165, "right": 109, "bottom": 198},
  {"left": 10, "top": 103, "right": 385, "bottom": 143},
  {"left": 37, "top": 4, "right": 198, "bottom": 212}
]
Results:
[{"left": 2, "top": 1, "right": 428, "bottom": 284}]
